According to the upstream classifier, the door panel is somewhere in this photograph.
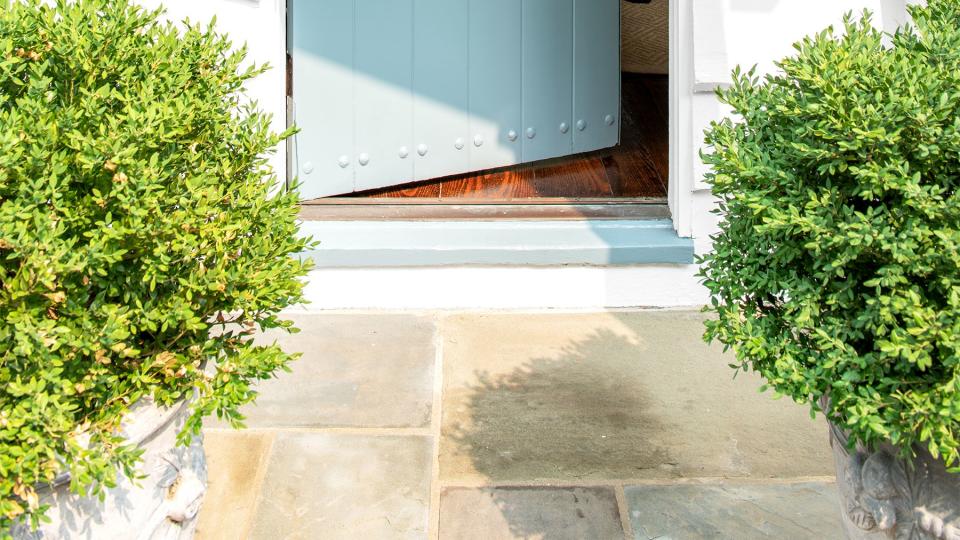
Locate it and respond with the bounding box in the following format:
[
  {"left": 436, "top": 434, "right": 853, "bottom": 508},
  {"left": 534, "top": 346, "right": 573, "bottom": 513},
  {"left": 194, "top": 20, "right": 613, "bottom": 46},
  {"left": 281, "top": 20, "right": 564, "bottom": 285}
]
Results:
[
  {"left": 354, "top": 0, "right": 414, "bottom": 191},
  {"left": 574, "top": 0, "right": 621, "bottom": 153},
  {"left": 522, "top": 0, "right": 574, "bottom": 163},
  {"left": 291, "top": 0, "right": 619, "bottom": 198},
  {"left": 290, "top": 0, "right": 355, "bottom": 200},
  {"left": 413, "top": 0, "right": 470, "bottom": 181},
  {"left": 468, "top": 0, "right": 522, "bottom": 172}
]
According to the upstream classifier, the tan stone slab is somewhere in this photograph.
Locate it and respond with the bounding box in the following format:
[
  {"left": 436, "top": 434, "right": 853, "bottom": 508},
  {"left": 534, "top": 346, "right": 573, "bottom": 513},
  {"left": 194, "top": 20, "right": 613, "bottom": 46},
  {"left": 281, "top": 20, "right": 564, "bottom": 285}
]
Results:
[
  {"left": 249, "top": 432, "right": 432, "bottom": 540},
  {"left": 439, "top": 486, "right": 624, "bottom": 540},
  {"left": 223, "top": 314, "right": 435, "bottom": 429},
  {"left": 625, "top": 482, "right": 843, "bottom": 539},
  {"left": 196, "top": 430, "right": 273, "bottom": 540},
  {"left": 440, "top": 311, "right": 833, "bottom": 483}
]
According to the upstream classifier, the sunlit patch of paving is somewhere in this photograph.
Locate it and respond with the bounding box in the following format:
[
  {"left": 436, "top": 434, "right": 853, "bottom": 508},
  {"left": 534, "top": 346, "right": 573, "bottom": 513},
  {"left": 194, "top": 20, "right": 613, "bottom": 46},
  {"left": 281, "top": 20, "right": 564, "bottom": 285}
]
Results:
[{"left": 196, "top": 311, "right": 842, "bottom": 539}]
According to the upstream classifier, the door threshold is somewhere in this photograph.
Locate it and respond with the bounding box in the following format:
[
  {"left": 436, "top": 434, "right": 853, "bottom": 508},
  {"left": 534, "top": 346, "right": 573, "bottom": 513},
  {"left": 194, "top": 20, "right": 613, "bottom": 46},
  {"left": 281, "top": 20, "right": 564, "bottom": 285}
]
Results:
[{"left": 299, "top": 201, "right": 670, "bottom": 221}]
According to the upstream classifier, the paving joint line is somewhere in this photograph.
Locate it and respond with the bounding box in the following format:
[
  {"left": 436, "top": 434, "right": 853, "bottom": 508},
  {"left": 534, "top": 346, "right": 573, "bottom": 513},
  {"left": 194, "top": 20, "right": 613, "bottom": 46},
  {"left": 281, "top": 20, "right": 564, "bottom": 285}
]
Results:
[
  {"left": 428, "top": 315, "right": 445, "bottom": 540},
  {"left": 280, "top": 306, "right": 703, "bottom": 316},
  {"left": 615, "top": 484, "right": 635, "bottom": 540},
  {"left": 239, "top": 430, "right": 277, "bottom": 538},
  {"left": 204, "top": 426, "right": 432, "bottom": 437},
  {"left": 436, "top": 475, "right": 838, "bottom": 489}
]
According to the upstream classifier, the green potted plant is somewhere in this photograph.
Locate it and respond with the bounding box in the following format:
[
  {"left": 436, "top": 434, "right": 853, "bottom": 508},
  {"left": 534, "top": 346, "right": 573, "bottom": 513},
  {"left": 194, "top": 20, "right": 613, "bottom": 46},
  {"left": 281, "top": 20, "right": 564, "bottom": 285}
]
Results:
[
  {"left": 700, "top": 1, "right": 960, "bottom": 538},
  {"left": 0, "top": 1, "right": 311, "bottom": 537}
]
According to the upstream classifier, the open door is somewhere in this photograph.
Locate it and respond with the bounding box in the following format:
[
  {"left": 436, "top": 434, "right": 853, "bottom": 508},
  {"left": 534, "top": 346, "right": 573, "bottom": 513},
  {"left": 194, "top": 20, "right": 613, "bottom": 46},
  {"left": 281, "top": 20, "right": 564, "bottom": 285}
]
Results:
[{"left": 289, "top": 0, "right": 621, "bottom": 200}]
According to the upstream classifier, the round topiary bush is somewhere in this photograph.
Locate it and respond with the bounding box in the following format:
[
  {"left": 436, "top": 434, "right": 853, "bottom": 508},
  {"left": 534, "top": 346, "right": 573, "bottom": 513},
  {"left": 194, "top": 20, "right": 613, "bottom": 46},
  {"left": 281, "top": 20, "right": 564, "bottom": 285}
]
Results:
[
  {"left": 0, "top": 0, "right": 311, "bottom": 531},
  {"left": 701, "top": 1, "right": 960, "bottom": 469}
]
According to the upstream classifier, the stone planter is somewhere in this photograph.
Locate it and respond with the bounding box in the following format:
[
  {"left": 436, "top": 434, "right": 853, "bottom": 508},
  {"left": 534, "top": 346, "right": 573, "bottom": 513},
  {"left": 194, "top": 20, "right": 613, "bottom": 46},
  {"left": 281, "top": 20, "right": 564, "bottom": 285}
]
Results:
[
  {"left": 828, "top": 420, "right": 960, "bottom": 539},
  {"left": 12, "top": 398, "right": 207, "bottom": 540}
]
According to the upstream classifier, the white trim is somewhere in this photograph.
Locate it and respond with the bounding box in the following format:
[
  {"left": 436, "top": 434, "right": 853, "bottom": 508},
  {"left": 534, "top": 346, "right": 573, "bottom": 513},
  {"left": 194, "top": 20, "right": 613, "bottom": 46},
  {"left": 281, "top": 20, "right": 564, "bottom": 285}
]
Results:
[
  {"left": 669, "top": 0, "right": 693, "bottom": 238},
  {"left": 296, "top": 265, "right": 707, "bottom": 310}
]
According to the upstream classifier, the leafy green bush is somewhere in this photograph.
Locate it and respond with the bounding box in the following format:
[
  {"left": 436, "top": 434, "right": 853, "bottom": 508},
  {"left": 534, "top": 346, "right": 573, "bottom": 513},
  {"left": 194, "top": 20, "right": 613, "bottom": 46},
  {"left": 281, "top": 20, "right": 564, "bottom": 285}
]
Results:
[
  {"left": 701, "top": 0, "right": 960, "bottom": 470},
  {"left": 0, "top": 0, "right": 311, "bottom": 530}
]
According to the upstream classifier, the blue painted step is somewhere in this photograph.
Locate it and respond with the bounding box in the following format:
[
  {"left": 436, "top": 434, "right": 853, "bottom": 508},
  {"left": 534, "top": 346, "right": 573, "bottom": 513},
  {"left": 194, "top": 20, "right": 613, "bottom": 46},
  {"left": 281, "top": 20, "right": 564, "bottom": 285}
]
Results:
[{"left": 299, "top": 219, "right": 695, "bottom": 267}]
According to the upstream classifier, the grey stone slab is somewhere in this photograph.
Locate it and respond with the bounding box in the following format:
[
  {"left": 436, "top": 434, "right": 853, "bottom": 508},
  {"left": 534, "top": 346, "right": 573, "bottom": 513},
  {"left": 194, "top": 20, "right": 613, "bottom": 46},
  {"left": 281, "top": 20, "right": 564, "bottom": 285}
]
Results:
[
  {"left": 439, "top": 486, "right": 624, "bottom": 540},
  {"left": 440, "top": 311, "right": 833, "bottom": 483},
  {"left": 249, "top": 432, "right": 432, "bottom": 540},
  {"left": 625, "top": 482, "right": 844, "bottom": 539},
  {"left": 227, "top": 314, "right": 436, "bottom": 428},
  {"left": 196, "top": 431, "right": 273, "bottom": 539}
]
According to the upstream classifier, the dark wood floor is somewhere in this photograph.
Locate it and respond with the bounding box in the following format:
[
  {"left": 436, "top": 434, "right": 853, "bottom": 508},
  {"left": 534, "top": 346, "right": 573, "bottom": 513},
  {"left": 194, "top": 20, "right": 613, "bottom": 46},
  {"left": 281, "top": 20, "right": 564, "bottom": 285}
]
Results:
[{"left": 339, "top": 73, "right": 668, "bottom": 201}]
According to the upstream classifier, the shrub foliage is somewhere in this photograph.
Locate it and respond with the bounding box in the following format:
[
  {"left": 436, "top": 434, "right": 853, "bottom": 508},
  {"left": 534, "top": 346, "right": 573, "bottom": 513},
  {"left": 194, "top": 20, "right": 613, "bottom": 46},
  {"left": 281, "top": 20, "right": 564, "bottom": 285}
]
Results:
[
  {"left": 701, "top": 1, "right": 960, "bottom": 469},
  {"left": 0, "top": 0, "right": 311, "bottom": 530}
]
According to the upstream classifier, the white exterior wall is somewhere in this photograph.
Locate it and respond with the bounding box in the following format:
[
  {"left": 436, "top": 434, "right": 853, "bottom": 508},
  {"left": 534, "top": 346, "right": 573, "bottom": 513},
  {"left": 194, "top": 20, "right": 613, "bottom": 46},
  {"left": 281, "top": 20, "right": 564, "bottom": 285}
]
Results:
[
  {"left": 673, "top": 0, "right": 913, "bottom": 242},
  {"left": 147, "top": 0, "right": 912, "bottom": 309},
  {"left": 137, "top": 0, "right": 289, "bottom": 180}
]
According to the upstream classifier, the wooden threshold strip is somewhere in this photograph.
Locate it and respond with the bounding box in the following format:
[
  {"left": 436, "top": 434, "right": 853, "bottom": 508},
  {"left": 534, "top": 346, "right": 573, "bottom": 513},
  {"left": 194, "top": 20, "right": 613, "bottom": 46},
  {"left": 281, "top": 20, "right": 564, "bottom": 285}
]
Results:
[
  {"left": 299, "top": 201, "right": 670, "bottom": 221},
  {"left": 302, "top": 196, "right": 666, "bottom": 206}
]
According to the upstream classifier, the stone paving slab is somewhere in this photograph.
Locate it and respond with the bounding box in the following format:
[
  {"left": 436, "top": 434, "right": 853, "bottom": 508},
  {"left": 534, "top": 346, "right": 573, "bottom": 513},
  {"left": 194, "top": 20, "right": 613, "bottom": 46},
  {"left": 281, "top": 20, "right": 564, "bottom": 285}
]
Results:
[
  {"left": 224, "top": 314, "right": 436, "bottom": 429},
  {"left": 249, "top": 432, "right": 432, "bottom": 540},
  {"left": 439, "top": 486, "right": 624, "bottom": 540},
  {"left": 625, "top": 482, "right": 843, "bottom": 539},
  {"left": 195, "top": 431, "right": 273, "bottom": 540},
  {"left": 440, "top": 311, "right": 833, "bottom": 483}
]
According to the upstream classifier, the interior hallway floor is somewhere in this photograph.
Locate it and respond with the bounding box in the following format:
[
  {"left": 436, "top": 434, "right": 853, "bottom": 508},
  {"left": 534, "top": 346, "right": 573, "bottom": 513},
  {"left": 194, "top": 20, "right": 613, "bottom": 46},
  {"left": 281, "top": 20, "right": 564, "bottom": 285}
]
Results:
[
  {"left": 328, "top": 74, "right": 668, "bottom": 202},
  {"left": 195, "top": 310, "right": 843, "bottom": 539}
]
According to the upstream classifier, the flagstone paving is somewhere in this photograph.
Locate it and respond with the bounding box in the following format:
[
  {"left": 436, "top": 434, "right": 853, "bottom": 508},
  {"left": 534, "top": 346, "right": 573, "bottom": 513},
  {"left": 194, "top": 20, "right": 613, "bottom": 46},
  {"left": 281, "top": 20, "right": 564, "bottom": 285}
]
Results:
[
  {"left": 624, "top": 482, "right": 843, "bottom": 539},
  {"left": 211, "top": 314, "right": 436, "bottom": 429},
  {"left": 439, "top": 487, "right": 625, "bottom": 540},
  {"left": 195, "top": 311, "right": 844, "bottom": 540}
]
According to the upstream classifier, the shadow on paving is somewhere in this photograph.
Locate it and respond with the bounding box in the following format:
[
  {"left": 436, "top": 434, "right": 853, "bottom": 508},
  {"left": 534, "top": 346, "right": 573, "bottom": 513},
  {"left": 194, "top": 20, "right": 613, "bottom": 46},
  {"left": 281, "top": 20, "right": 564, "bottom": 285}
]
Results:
[
  {"left": 440, "top": 310, "right": 836, "bottom": 539},
  {"left": 446, "top": 328, "right": 666, "bottom": 539},
  {"left": 449, "top": 328, "right": 673, "bottom": 485}
]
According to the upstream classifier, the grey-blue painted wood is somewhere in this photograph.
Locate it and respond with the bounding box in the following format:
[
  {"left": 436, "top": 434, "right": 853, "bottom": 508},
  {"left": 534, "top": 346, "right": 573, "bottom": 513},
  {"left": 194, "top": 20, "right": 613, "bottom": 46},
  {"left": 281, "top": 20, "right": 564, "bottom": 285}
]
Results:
[
  {"left": 290, "top": 0, "right": 621, "bottom": 198},
  {"left": 574, "top": 0, "right": 621, "bottom": 153},
  {"left": 522, "top": 0, "right": 574, "bottom": 163},
  {"left": 290, "top": 0, "right": 356, "bottom": 200},
  {"left": 299, "top": 219, "right": 695, "bottom": 267},
  {"left": 413, "top": 0, "right": 470, "bottom": 181},
  {"left": 468, "top": 0, "right": 523, "bottom": 171},
  {"left": 354, "top": 0, "right": 414, "bottom": 191}
]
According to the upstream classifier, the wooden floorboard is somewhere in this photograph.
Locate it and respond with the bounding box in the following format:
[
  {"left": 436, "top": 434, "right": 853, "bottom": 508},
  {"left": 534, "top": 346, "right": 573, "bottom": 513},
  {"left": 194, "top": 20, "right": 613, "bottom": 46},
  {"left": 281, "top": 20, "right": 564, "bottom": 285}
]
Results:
[
  {"left": 531, "top": 157, "right": 613, "bottom": 198},
  {"left": 440, "top": 167, "right": 537, "bottom": 199},
  {"left": 605, "top": 73, "right": 669, "bottom": 197},
  {"left": 328, "top": 73, "right": 668, "bottom": 202}
]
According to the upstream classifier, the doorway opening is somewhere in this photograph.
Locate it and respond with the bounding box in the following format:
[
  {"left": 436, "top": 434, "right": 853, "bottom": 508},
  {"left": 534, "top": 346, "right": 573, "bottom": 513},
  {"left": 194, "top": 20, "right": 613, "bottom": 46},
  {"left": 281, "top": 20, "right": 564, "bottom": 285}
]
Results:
[{"left": 294, "top": 0, "right": 669, "bottom": 218}]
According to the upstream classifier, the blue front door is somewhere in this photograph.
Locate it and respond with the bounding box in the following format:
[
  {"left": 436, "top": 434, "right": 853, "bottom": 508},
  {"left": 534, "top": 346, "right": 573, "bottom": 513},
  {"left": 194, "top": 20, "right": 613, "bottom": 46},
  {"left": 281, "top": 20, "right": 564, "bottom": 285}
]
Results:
[{"left": 289, "top": 0, "right": 621, "bottom": 199}]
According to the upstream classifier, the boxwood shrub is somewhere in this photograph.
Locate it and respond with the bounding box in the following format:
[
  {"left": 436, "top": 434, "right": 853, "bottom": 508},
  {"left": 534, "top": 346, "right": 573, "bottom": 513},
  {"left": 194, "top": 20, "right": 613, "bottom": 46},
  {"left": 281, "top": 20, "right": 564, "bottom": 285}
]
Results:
[
  {"left": 0, "top": 0, "right": 311, "bottom": 531},
  {"left": 701, "top": 1, "right": 960, "bottom": 469}
]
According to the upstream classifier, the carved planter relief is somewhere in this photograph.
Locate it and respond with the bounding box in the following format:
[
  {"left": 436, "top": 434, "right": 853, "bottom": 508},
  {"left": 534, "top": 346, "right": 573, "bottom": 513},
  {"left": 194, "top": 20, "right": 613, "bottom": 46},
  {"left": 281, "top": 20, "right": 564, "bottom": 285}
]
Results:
[
  {"left": 829, "top": 421, "right": 960, "bottom": 539},
  {"left": 12, "top": 398, "right": 207, "bottom": 540}
]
